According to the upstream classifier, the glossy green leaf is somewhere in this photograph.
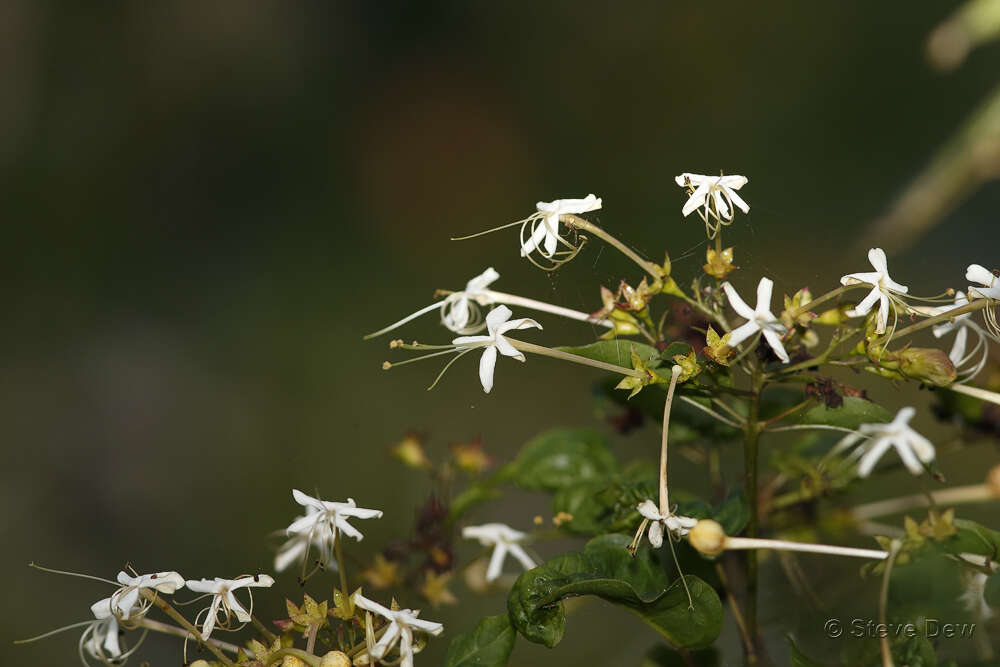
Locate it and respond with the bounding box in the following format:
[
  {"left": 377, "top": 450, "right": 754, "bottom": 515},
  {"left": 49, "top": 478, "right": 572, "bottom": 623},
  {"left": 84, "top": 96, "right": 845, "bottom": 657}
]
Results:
[
  {"left": 507, "top": 428, "right": 618, "bottom": 491},
  {"left": 557, "top": 340, "right": 661, "bottom": 369},
  {"left": 798, "top": 396, "right": 891, "bottom": 430},
  {"left": 507, "top": 534, "right": 722, "bottom": 649},
  {"left": 443, "top": 614, "right": 516, "bottom": 667},
  {"left": 711, "top": 489, "right": 750, "bottom": 536}
]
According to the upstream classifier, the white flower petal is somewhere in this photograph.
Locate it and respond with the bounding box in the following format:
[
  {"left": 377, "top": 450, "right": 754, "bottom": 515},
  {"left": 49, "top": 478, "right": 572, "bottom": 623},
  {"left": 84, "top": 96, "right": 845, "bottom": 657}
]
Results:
[{"left": 478, "top": 345, "right": 498, "bottom": 393}]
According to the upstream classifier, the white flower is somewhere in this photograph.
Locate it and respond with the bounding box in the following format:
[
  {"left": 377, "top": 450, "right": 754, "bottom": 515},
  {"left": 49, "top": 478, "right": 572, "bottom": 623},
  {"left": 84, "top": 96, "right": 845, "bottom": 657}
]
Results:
[
  {"left": 441, "top": 267, "right": 500, "bottom": 332},
  {"left": 636, "top": 500, "right": 698, "bottom": 548},
  {"left": 365, "top": 267, "right": 501, "bottom": 339},
  {"left": 959, "top": 571, "right": 995, "bottom": 621},
  {"left": 185, "top": 575, "right": 275, "bottom": 640},
  {"left": 967, "top": 263, "right": 1000, "bottom": 300},
  {"left": 274, "top": 504, "right": 338, "bottom": 573},
  {"left": 840, "top": 248, "right": 909, "bottom": 334},
  {"left": 90, "top": 570, "right": 185, "bottom": 622},
  {"left": 674, "top": 173, "right": 749, "bottom": 221},
  {"left": 831, "top": 407, "right": 935, "bottom": 477},
  {"left": 81, "top": 617, "right": 124, "bottom": 663},
  {"left": 352, "top": 592, "right": 444, "bottom": 667},
  {"left": 286, "top": 489, "right": 383, "bottom": 551},
  {"left": 521, "top": 194, "right": 601, "bottom": 258},
  {"left": 929, "top": 293, "right": 989, "bottom": 382},
  {"left": 461, "top": 523, "right": 536, "bottom": 581},
  {"left": 452, "top": 305, "right": 542, "bottom": 393},
  {"left": 721, "top": 277, "right": 790, "bottom": 363}
]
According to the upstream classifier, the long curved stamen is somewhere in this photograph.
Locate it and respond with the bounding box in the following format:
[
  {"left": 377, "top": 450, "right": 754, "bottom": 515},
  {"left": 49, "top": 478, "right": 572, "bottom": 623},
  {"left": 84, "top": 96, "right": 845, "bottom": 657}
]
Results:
[
  {"left": 383, "top": 347, "right": 460, "bottom": 370},
  {"left": 450, "top": 217, "right": 530, "bottom": 242},
  {"left": 947, "top": 383, "right": 1000, "bottom": 407},
  {"left": 27, "top": 563, "right": 117, "bottom": 586},
  {"left": 364, "top": 301, "right": 449, "bottom": 340},
  {"left": 15, "top": 620, "right": 97, "bottom": 644},
  {"left": 427, "top": 346, "right": 478, "bottom": 391}
]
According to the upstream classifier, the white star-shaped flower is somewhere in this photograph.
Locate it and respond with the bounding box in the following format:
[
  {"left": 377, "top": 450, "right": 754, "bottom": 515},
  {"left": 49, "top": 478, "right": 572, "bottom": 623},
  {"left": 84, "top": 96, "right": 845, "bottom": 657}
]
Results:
[
  {"left": 90, "top": 570, "right": 185, "bottom": 621},
  {"left": 81, "top": 617, "right": 124, "bottom": 663},
  {"left": 461, "top": 523, "right": 537, "bottom": 581},
  {"left": 185, "top": 575, "right": 275, "bottom": 640},
  {"left": 831, "top": 407, "right": 935, "bottom": 477},
  {"left": 274, "top": 504, "right": 338, "bottom": 573},
  {"left": 636, "top": 500, "right": 698, "bottom": 548},
  {"left": 452, "top": 305, "right": 542, "bottom": 393},
  {"left": 286, "top": 489, "right": 383, "bottom": 549},
  {"left": 675, "top": 173, "right": 749, "bottom": 220},
  {"left": 352, "top": 592, "right": 444, "bottom": 667},
  {"left": 521, "top": 194, "right": 601, "bottom": 258},
  {"left": 929, "top": 293, "right": 989, "bottom": 381},
  {"left": 840, "top": 248, "right": 909, "bottom": 334},
  {"left": 967, "top": 263, "right": 1000, "bottom": 300},
  {"left": 721, "top": 277, "right": 790, "bottom": 363}
]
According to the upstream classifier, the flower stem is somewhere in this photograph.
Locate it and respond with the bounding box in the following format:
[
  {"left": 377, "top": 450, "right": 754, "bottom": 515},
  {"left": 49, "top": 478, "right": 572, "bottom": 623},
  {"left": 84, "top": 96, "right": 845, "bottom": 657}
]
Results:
[
  {"left": 724, "top": 537, "right": 888, "bottom": 560},
  {"left": 136, "top": 618, "right": 243, "bottom": 656},
  {"left": 563, "top": 215, "right": 663, "bottom": 280},
  {"left": 482, "top": 290, "right": 613, "bottom": 328},
  {"left": 877, "top": 298, "right": 988, "bottom": 343},
  {"left": 252, "top": 614, "right": 278, "bottom": 644},
  {"left": 947, "top": 382, "right": 1000, "bottom": 407},
  {"left": 506, "top": 338, "right": 646, "bottom": 377},
  {"left": 879, "top": 540, "right": 902, "bottom": 667},
  {"left": 743, "top": 369, "right": 764, "bottom": 663},
  {"left": 334, "top": 530, "right": 350, "bottom": 601},
  {"left": 659, "top": 366, "right": 684, "bottom": 515},
  {"left": 143, "top": 592, "right": 236, "bottom": 667},
  {"left": 850, "top": 483, "right": 997, "bottom": 521}
]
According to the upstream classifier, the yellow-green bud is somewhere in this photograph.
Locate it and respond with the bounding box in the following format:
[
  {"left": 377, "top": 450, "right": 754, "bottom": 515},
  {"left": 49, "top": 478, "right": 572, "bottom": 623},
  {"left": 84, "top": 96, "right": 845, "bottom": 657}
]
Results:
[
  {"left": 814, "top": 305, "right": 852, "bottom": 326},
  {"left": 688, "top": 519, "right": 726, "bottom": 556},
  {"left": 898, "top": 347, "right": 957, "bottom": 386},
  {"left": 282, "top": 656, "right": 307, "bottom": 667},
  {"left": 319, "top": 651, "right": 352, "bottom": 667},
  {"left": 190, "top": 662, "right": 210, "bottom": 667}
]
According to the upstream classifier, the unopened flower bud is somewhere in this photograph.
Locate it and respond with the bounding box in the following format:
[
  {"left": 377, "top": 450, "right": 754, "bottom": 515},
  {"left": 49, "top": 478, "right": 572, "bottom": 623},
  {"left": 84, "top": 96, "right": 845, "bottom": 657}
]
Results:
[
  {"left": 190, "top": 662, "right": 211, "bottom": 667},
  {"left": 987, "top": 465, "right": 1000, "bottom": 497},
  {"left": 391, "top": 433, "right": 431, "bottom": 470},
  {"left": 898, "top": 347, "right": 958, "bottom": 386},
  {"left": 319, "top": 650, "right": 352, "bottom": 667},
  {"left": 282, "top": 656, "right": 307, "bottom": 667},
  {"left": 688, "top": 519, "right": 726, "bottom": 556},
  {"left": 814, "top": 305, "right": 852, "bottom": 325}
]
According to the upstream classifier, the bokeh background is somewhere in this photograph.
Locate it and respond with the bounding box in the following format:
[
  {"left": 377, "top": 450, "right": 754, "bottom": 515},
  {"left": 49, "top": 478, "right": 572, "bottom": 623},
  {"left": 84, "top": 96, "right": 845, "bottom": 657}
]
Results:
[{"left": 4, "top": 2, "right": 1000, "bottom": 665}]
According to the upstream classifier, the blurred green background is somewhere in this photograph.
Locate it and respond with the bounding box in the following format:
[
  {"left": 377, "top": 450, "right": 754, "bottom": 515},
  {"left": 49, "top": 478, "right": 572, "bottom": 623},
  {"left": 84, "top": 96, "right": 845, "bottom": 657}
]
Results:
[{"left": 4, "top": 2, "right": 999, "bottom": 665}]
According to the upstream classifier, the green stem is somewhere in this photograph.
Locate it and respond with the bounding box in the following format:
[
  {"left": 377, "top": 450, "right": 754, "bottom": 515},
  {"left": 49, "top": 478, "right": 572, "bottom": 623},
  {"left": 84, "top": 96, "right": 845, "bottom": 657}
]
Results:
[
  {"left": 507, "top": 338, "right": 646, "bottom": 377},
  {"left": 334, "top": 531, "right": 350, "bottom": 600},
  {"left": 743, "top": 370, "right": 764, "bottom": 665},
  {"left": 144, "top": 592, "right": 236, "bottom": 667},
  {"left": 876, "top": 298, "right": 988, "bottom": 343},
  {"left": 264, "top": 647, "right": 322, "bottom": 667},
  {"left": 563, "top": 215, "right": 663, "bottom": 280}
]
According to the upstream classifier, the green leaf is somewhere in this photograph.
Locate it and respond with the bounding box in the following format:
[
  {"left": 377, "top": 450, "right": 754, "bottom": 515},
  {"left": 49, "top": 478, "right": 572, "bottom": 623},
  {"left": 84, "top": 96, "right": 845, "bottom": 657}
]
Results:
[
  {"left": 642, "top": 644, "right": 719, "bottom": 666},
  {"left": 659, "top": 342, "right": 692, "bottom": 361},
  {"left": 984, "top": 572, "right": 1000, "bottom": 609},
  {"left": 508, "top": 429, "right": 618, "bottom": 492},
  {"left": 711, "top": 489, "right": 749, "bottom": 536},
  {"left": 785, "top": 635, "right": 828, "bottom": 667},
  {"left": 557, "top": 340, "right": 661, "bottom": 369},
  {"left": 925, "top": 518, "right": 1000, "bottom": 558},
  {"left": 798, "top": 396, "right": 892, "bottom": 430},
  {"left": 443, "top": 615, "right": 516, "bottom": 667},
  {"left": 507, "top": 534, "right": 722, "bottom": 649}
]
